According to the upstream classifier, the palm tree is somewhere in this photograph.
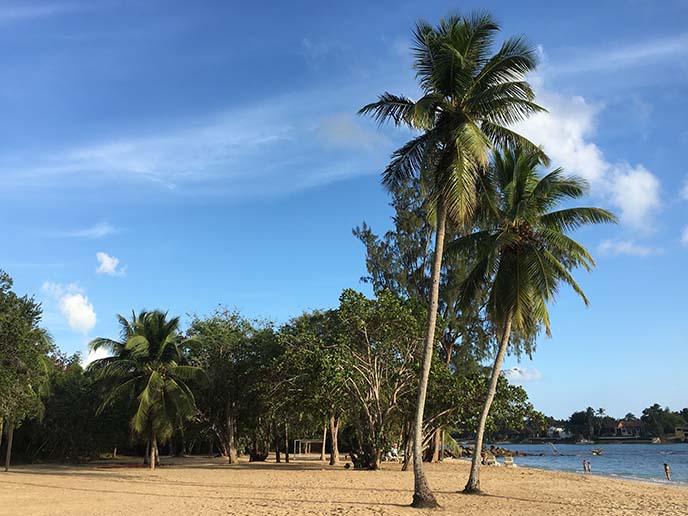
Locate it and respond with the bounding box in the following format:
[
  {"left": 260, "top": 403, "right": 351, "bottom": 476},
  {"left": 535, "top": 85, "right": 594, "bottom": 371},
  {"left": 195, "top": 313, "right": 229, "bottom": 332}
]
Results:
[
  {"left": 89, "top": 310, "right": 204, "bottom": 470},
  {"left": 450, "top": 147, "right": 616, "bottom": 493},
  {"left": 359, "top": 12, "right": 545, "bottom": 507}
]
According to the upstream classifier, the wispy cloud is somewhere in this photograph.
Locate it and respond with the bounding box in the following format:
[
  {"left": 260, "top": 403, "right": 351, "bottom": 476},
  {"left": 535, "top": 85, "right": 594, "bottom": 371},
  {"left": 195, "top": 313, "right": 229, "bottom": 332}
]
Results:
[
  {"left": 554, "top": 33, "right": 688, "bottom": 74},
  {"left": 0, "top": 91, "right": 395, "bottom": 198},
  {"left": 0, "top": 2, "right": 81, "bottom": 24},
  {"left": 316, "top": 113, "right": 388, "bottom": 151},
  {"left": 682, "top": 227, "right": 688, "bottom": 247},
  {"left": 60, "top": 222, "right": 118, "bottom": 239},
  {"left": 95, "top": 251, "right": 126, "bottom": 276},
  {"left": 598, "top": 239, "right": 664, "bottom": 257}
]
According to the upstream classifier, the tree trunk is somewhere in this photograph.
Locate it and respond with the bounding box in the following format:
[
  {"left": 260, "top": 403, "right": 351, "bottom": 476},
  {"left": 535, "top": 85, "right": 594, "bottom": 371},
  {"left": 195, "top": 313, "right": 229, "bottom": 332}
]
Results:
[
  {"left": 113, "top": 446, "right": 117, "bottom": 459},
  {"left": 439, "top": 429, "right": 445, "bottom": 462},
  {"left": 329, "top": 415, "right": 340, "bottom": 466},
  {"left": 149, "top": 433, "right": 157, "bottom": 471},
  {"left": 0, "top": 417, "right": 3, "bottom": 457},
  {"left": 144, "top": 440, "right": 150, "bottom": 465},
  {"left": 226, "top": 403, "right": 238, "bottom": 464},
  {"left": 430, "top": 429, "right": 441, "bottom": 463},
  {"left": 402, "top": 438, "right": 412, "bottom": 471},
  {"left": 3, "top": 423, "right": 14, "bottom": 472},
  {"left": 411, "top": 199, "right": 446, "bottom": 509},
  {"left": 320, "top": 423, "right": 327, "bottom": 461},
  {"left": 284, "top": 423, "right": 290, "bottom": 463},
  {"left": 464, "top": 314, "right": 513, "bottom": 494},
  {"left": 275, "top": 432, "right": 281, "bottom": 463}
]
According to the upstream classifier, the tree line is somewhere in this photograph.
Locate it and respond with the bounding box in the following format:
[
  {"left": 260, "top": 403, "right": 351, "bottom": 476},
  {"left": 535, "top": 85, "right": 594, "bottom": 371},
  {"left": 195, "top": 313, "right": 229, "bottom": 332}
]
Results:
[
  {"left": 550, "top": 406, "right": 688, "bottom": 440},
  {"left": 1, "top": 11, "right": 616, "bottom": 508},
  {"left": 0, "top": 282, "right": 543, "bottom": 469}
]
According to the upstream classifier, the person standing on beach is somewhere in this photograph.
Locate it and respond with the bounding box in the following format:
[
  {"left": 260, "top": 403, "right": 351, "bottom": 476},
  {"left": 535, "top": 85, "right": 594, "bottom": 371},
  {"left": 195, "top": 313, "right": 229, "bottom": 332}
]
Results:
[
  {"left": 582, "top": 460, "right": 587, "bottom": 474},
  {"left": 664, "top": 463, "right": 671, "bottom": 481}
]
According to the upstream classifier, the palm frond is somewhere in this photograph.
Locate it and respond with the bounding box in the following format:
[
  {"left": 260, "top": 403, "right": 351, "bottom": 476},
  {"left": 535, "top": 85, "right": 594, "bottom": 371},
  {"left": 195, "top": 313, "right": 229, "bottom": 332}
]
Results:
[{"left": 358, "top": 93, "right": 417, "bottom": 127}]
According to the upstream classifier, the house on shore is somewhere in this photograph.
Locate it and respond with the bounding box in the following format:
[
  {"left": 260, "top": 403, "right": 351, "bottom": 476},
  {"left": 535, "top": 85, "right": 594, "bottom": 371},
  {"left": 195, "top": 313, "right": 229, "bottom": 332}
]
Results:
[
  {"left": 675, "top": 426, "right": 688, "bottom": 440},
  {"left": 546, "top": 426, "right": 572, "bottom": 439},
  {"left": 616, "top": 419, "right": 642, "bottom": 437}
]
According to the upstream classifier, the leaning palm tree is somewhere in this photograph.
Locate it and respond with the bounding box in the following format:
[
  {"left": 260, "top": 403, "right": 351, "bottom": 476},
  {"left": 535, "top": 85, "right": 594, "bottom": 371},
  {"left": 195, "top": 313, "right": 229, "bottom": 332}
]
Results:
[
  {"left": 359, "top": 12, "right": 545, "bottom": 507},
  {"left": 450, "top": 147, "right": 616, "bottom": 493},
  {"left": 89, "top": 310, "right": 204, "bottom": 470}
]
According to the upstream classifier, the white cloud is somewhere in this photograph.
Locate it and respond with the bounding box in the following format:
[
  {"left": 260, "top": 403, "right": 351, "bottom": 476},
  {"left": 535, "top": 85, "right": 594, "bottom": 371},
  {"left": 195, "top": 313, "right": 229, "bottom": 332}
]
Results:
[
  {"left": 503, "top": 367, "right": 542, "bottom": 383},
  {"left": 96, "top": 251, "right": 126, "bottom": 276},
  {"left": 61, "top": 222, "right": 118, "bottom": 239},
  {"left": 681, "top": 227, "right": 688, "bottom": 246},
  {"left": 598, "top": 239, "right": 664, "bottom": 257},
  {"left": 514, "top": 73, "right": 661, "bottom": 231},
  {"left": 82, "top": 345, "right": 111, "bottom": 367},
  {"left": 42, "top": 282, "right": 97, "bottom": 334},
  {"left": 608, "top": 165, "right": 661, "bottom": 229},
  {"left": 681, "top": 178, "right": 688, "bottom": 201}
]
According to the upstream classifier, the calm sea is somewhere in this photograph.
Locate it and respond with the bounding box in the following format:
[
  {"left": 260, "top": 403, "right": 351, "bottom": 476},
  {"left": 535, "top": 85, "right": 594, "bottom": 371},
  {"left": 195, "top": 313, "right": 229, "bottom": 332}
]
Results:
[{"left": 493, "top": 443, "right": 688, "bottom": 485}]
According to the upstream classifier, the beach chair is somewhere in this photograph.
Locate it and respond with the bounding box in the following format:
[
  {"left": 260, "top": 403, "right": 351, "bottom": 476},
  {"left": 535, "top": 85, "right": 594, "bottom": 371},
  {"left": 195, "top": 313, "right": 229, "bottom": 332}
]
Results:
[
  {"left": 486, "top": 454, "right": 497, "bottom": 466},
  {"left": 503, "top": 456, "right": 515, "bottom": 467}
]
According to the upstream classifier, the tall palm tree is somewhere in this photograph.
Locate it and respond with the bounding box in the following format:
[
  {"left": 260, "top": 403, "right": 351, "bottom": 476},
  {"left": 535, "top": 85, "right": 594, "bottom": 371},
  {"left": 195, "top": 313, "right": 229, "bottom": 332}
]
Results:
[
  {"left": 450, "top": 147, "right": 616, "bottom": 493},
  {"left": 89, "top": 310, "right": 204, "bottom": 470},
  {"left": 359, "top": 12, "right": 545, "bottom": 507}
]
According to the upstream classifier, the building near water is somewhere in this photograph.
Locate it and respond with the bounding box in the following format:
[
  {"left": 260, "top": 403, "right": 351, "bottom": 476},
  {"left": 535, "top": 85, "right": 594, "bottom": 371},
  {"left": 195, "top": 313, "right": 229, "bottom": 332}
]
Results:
[
  {"left": 675, "top": 426, "right": 688, "bottom": 440},
  {"left": 546, "top": 426, "right": 572, "bottom": 439},
  {"left": 616, "top": 419, "right": 642, "bottom": 437}
]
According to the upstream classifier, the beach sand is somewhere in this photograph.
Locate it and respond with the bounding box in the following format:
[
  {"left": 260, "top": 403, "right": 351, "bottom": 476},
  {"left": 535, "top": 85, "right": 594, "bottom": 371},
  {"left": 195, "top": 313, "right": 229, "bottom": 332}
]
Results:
[{"left": 0, "top": 455, "right": 685, "bottom": 515}]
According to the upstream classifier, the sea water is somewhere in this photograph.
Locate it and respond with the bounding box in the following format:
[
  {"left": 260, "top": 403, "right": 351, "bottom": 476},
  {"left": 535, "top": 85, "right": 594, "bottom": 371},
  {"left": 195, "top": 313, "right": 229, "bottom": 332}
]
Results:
[{"left": 492, "top": 443, "right": 688, "bottom": 485}]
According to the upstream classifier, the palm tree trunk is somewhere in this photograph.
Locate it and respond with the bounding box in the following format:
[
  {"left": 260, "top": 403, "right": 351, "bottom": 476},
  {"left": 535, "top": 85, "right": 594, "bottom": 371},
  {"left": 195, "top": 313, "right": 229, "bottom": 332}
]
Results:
[
  {"left": 329, "top": 415, "right": 340, "bottom": 466},
  {"left": 464, "top": 314, "right": 513, "bottom": 494},
  {"left": 284, "top": 423, "right": 290, "bottom": 463},
  {"left": 411, "top": 198, "right": 446, "bottom": 509},
  {"left": 320, "top": 423, "right": 327, "bottom": 461},
  {"left": 149, "top": 433, "right": 157, "bottom": 471},
  {"left": 4, "top": 423, "right": 15, "bottom": 472},
  {"left": 144, "top": 440, "right": 150, "bottom": 464}
]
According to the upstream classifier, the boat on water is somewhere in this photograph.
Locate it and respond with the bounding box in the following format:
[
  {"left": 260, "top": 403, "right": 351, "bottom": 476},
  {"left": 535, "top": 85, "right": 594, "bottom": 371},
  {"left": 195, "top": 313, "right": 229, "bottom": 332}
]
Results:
[
  {"left": 591, "top": 448, "right": 604, "bottom": 456},
  {"left": 576, "top": 439, "right": 594, "bottom": 444}
]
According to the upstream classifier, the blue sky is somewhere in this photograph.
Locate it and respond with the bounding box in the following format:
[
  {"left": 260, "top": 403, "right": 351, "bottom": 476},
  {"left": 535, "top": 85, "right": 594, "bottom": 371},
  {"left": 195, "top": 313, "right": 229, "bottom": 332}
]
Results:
[{"left": 1, "top": 0, "right": 686, "bottom": 419}]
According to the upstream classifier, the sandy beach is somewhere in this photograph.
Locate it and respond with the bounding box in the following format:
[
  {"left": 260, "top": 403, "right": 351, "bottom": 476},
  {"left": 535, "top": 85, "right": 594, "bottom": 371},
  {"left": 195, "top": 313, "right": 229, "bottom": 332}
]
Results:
[{"left": 0, "top": 456, "right": 685, "bottom": 516}]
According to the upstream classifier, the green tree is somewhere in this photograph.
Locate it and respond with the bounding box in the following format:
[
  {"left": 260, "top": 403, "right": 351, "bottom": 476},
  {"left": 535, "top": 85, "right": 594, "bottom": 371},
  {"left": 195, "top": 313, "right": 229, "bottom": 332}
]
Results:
[
  {"left": 0, "top": 270, "right": 53, "bottom": 471},
  {"left": 279, "top": 310, "right": 348, "bottom": 465},
  {"left": 89, "top": 310, "right": 204, "bottom": 470},
  {"left": 641, "top": 404, "right": 686, "bottom": 437},
  {"left": 451, "top": 147, "right": 615, "bottom": 493},
  {"left": 336, "top": 290, "right": 424, "bottom": 470},
  {"left": 187, "top": 308, "right": 254, "bottom": 463},
  {"left": 14, "top": 352, "right": 130, "bottom": 462},
  {"left": 359, "top": 12, "right": 544, "bottom": 507}
]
